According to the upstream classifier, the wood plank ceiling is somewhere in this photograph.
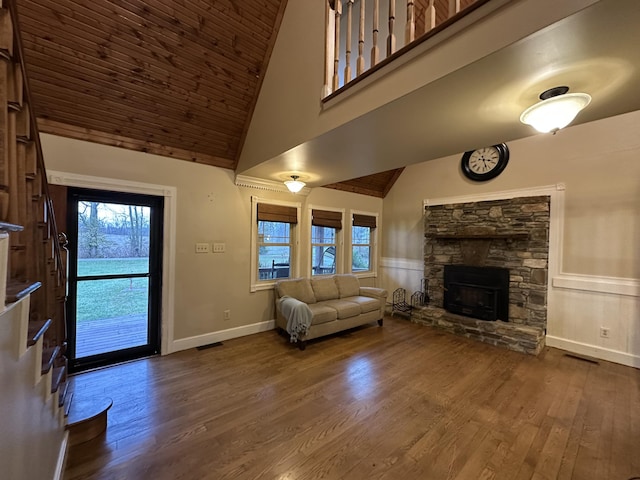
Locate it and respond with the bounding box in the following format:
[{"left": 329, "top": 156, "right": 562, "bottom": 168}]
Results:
[
  {"left": 14, "top": 0, "right": 410, "bottom": 197},
  {"left": 15, "top": 0, "right": 286, "bottom": 171}
]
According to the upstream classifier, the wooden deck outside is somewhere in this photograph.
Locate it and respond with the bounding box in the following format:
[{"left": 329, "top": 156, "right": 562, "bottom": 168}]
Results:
[{"left": 76, "top": 314, "right": 148, "bottom": 358}]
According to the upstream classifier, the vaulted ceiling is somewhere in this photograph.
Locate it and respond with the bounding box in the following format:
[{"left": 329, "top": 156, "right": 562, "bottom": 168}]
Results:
[
  {"left": 15, "top": 0, "right": 408, "bottom": 197},
  {"left": 16, "top": 0, "right": 286, "bottom": 170},
  {"left": 16, "top": 1, "right": 640, "bottom": 198}
]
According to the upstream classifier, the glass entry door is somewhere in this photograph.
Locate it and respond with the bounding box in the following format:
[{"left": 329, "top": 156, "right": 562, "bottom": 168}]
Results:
[{"left": 67, "top": 188, "right": 163, "bottom": 372}]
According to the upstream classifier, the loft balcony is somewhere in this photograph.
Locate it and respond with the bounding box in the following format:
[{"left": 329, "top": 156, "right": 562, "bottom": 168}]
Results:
[
  {"left": 238, "top": 0, "right": 640, "bottom": 186},
  {"left": 323, "top": 0, "right": 487, "bottom": 99}
]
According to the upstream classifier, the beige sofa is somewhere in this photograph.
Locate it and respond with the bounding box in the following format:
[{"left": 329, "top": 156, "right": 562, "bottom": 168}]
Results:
[{"left": 275, "top": 274, "right": 388, "bottom": 349}]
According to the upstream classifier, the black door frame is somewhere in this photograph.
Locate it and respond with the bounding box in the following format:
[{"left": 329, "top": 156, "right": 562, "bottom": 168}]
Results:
[{"left": 66, "top": 187, "right": 164, "bottom": 373}]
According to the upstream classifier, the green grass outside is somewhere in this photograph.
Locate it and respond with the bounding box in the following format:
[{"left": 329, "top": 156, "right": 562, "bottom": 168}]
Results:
[
  {"left": 76, "top": 258, "right": 149, "bottom": 322},
  {"left": 78, "top": 257, "right": 149, "bottom": 276}
]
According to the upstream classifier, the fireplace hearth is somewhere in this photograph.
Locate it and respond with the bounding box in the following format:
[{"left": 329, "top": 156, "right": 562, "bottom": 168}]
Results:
[{"left": 443, "top": 265, "right": 509, "bottom": 321}]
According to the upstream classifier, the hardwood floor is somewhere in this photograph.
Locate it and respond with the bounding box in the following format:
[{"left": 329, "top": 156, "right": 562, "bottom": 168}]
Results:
[{"left": 64, "top": 317, "right": 640, "bottom": 480}]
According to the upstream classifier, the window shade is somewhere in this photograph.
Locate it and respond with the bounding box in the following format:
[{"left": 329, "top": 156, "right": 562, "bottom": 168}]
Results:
[
  {"left": 312, "top": 209, "right": 342, "bottom": 229},
  {"left": 257, "top": 203, "right": 298, "bottom": 224},
  {"left": 352, "top": 214, "right": 376, "bottom": 228}
]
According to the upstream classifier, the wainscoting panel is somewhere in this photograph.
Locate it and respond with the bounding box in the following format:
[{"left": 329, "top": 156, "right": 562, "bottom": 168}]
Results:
[
  {"left": 380, "top": 257, "right": 424, "bottom": 302},
  {"left": 548, "top": 276, "right": 640, "bottom": 368},
  {"left": 382, "top": 257, "right": 640, "bottom": 367}
]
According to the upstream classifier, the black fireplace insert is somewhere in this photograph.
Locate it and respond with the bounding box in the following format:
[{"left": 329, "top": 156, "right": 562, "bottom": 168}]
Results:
[{"left": 443, "top": 265, "right": 509, "bottom": 321}]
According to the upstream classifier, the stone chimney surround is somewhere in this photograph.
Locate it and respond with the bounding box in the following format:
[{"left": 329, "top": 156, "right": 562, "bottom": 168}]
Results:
[{"left": 414, "top": 195, "right": 551, "bottom": 355}]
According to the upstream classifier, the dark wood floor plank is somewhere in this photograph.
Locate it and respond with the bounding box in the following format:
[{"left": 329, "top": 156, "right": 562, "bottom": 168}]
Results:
[{"left": 63, "top": 317, "right": 640, "bottom": 480}]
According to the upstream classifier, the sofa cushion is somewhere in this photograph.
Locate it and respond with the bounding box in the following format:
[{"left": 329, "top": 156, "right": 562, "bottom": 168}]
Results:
[
  {"left": 277, "top": 278, "right": 316, "bottom": 304},
  {"left": 308, "top": 303, "right": 337, "bottom": 325},
  {"left": 311, "top": 277, "right": 339, "bottom": 301},
  {"left": 334, "top": 274, "right": 360, "bottom": 298},
  {"left": 322, "top": 299, "right": 361, "bottom": 319},
  {"left": 343, "top": 295, "right": 380, "bottom": 314}
]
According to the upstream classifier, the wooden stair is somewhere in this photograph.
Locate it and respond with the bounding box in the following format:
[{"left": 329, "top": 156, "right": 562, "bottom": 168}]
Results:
[
  {"left": 0, "top": 2, "right": 71, "bottom": 477},
  {"left": 66, "top": 395, "right": 113, "bottom": 446}
]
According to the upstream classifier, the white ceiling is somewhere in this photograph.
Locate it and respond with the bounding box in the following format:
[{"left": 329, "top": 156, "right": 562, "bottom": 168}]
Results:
[{"left": 242, "top": 0, "right": 640, "bottom": 187}]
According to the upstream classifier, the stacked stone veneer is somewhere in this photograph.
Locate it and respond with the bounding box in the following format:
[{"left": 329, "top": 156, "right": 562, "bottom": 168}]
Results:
[{"left": 415, "top": 195, "right": 551, "bottom": 355}]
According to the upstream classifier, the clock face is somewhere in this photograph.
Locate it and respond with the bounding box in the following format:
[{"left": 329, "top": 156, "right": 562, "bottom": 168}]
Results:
[
  {"left": 468, "top": 147, "right": 500, "bottom": 174},
  {"left": 461, "top": 143, "right": 509, "bottom": 181}
]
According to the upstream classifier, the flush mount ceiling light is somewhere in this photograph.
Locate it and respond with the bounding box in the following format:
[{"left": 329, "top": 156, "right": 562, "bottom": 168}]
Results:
[
  {"left": 284, "top": 175, "right": 306, "bottom": 193},
  {"left": 520, "top": 86, "right": 591, "bottom": 133}
]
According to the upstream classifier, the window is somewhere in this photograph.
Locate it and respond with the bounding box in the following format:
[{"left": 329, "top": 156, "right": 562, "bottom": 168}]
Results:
[
  {"left": 258, "top": 220, "right": 292, "bottom": 280},
  {"left": 251, "top": 198, "right": 300, "bottom": 291},
  {"left": 351, "top": 213, "right": 377, "bottom": 274},
  {"left": 311, "top": 209, "right": 342, "bottom": 276}
]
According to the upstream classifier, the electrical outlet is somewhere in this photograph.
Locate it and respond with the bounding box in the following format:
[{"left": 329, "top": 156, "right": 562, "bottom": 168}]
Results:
[
  {"left": 213, "top": 242, "right": 226, "bottom": 253},
  {"left": 600, "top": 327, "right": 610, "bottom": 338},
  {"left": 223, "top": 309, "right": 231, "bottom": 321},
  {"left": 195, "top": 243, "right": 210, "bottom": 253}
]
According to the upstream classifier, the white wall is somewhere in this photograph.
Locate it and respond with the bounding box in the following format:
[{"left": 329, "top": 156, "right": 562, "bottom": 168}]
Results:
[
  {"left": 381, "top": 110, "right": 640, "bottom": 367},
  {"left": 40, "top": 134, "right": 382, "bottom": 351}
]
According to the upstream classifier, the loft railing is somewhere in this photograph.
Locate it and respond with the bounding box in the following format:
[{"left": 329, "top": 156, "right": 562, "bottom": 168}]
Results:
[{"left": 323, "top": 0, "right": 485, "bottom": 97}]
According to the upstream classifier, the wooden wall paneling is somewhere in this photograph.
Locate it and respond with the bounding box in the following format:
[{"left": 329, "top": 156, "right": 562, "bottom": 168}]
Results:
[
  {"left": 19, "top": 1, "right": 262, "bottom": 95},
  {"left": 37, "top": 119, "right": 236, "bottom": 169},
  {"left": 26, "top": 84, "right": 241, "bottom": 152},
  {"left": 19, "top": 26, "right": 255, "bottom": 110},
  {"left": 14, "top": 0, "right": 289, "bottom": 172},
  {"left": 23, "top": 51, "right": 250, "bottom": 129},
  {"left": 0, "top": 7, "right": 12, "bottom": 53}
]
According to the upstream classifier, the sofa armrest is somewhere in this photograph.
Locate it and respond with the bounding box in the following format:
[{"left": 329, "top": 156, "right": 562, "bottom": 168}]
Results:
[{"left": 359, "top": 286, "right": 388, "bottom": 301}]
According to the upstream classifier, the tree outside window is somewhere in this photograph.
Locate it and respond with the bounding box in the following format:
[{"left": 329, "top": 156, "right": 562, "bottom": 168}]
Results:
[
  {"left": 258, "top": 220, "right": 292, "bottom": 280},
  {"left": 352, "top": 225, "right": 371, "bottom": 272},
  {"left": 311, "top": 226, "right": 336, "bottom": 275}
]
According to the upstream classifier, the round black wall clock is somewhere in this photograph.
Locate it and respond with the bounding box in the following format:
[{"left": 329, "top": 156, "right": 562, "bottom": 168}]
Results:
[{"left": 460, "top": 143, "right": 509, "bottom": 181}]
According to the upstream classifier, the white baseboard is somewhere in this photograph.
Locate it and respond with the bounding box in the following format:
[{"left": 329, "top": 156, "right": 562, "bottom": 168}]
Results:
[
  {"left": 54, "top": 432, "right": 69, "bottom": 480},
  {"left": 546, "top": 335, "right": 640, "bottom": 368},
  {"left": 170, "top": 320, "right": 275, "bottom": 353}
]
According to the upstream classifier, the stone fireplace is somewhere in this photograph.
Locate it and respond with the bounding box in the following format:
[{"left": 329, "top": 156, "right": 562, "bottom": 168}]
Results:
[{"left": 414, "top": 195, "right": 551, "bottom": 355}]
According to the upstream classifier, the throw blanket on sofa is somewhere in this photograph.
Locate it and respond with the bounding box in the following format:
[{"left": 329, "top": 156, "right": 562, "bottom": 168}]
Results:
[{"left": 278, "top": 296, "right": 313, "bottom": 343}]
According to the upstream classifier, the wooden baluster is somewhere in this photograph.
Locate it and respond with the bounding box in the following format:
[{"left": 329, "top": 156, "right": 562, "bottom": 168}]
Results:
[
  {"left": 344, "top": 0, "right": 353, "bottom": 84},
  {"left": 0, "top": 59, "right": 8, "bottom": 221},
  {"left": 405, "top": 0, "right": 415, "bottom": 44},
  {"left": 344, "top": 0, "right": 354, "bottom": 84},
  {"left": 449, "top": 0, "right": 460, "bottom": 18},
  {"left": 323, "top": 1, "right": 334, "bottom": 97},
  {"left": 332, "top": 0, "right": 342, "bottom": 91},
  {"left": 356, "top": 0, "right": 365, "bottom": 76},
  {"left": 387, "top": 0, "right": 396, "bottom": 56},
  {"left": 425, "top": 0, "right": 436, "bottom": 33},
  {"left": 371, "top": 0, "right": 380, "bottom": 66}
]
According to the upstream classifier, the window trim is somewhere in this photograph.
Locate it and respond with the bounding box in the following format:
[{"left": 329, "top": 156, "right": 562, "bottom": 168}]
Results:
[
  {"left": 250, "top": 196, "right": 301, "bottom": 292},
  {"left": 306, "top": 205, "right": 344, "bottom": 277},
  {"left": 349, "top": 209, "right": 378, "bottom": 279}
]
